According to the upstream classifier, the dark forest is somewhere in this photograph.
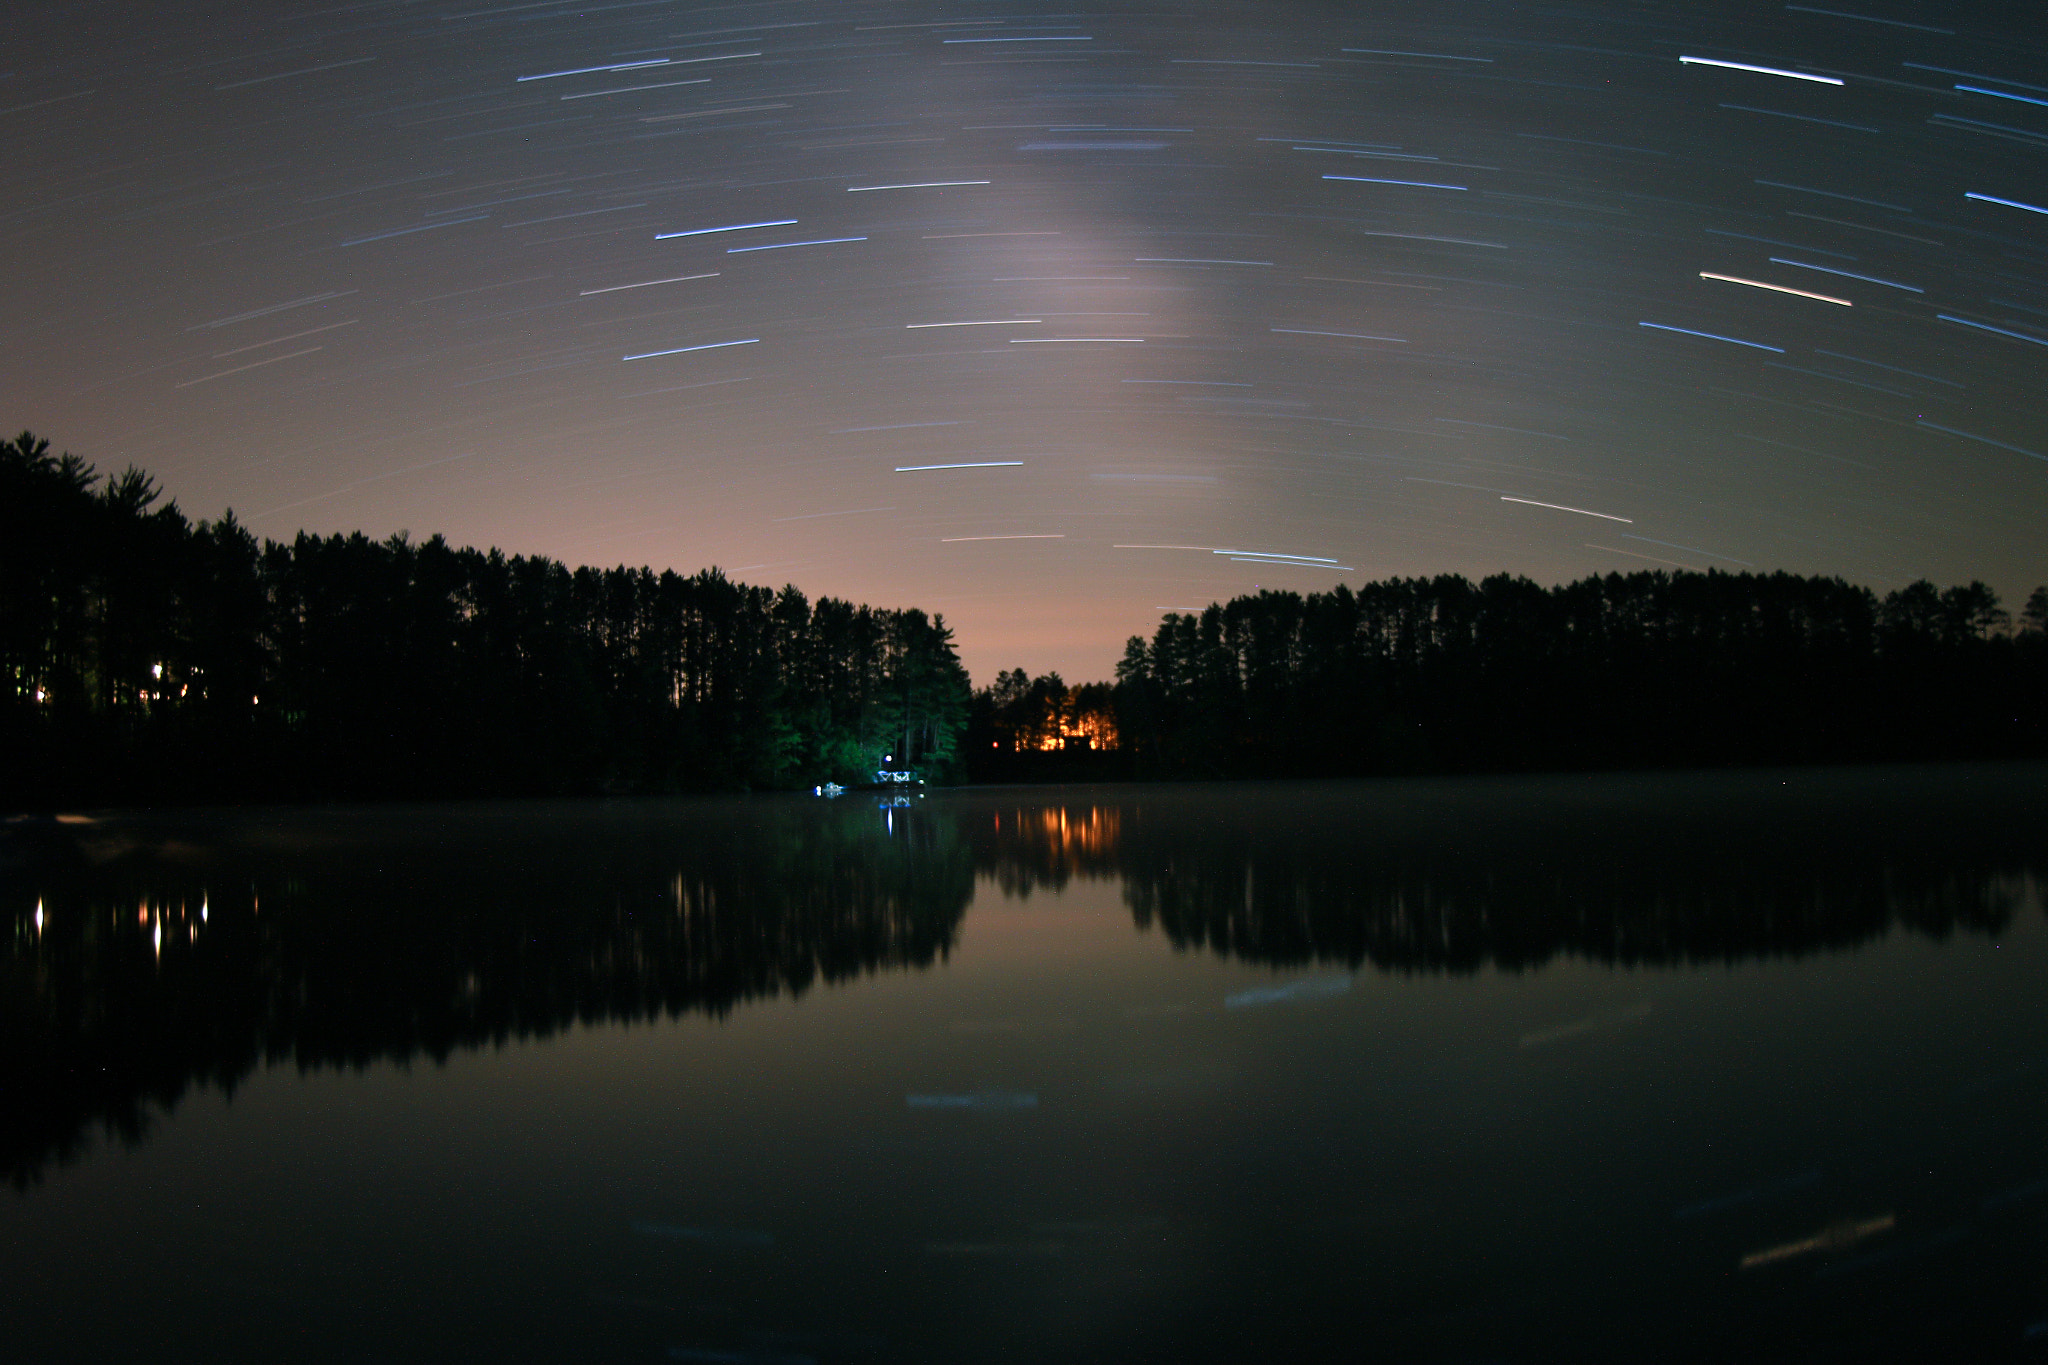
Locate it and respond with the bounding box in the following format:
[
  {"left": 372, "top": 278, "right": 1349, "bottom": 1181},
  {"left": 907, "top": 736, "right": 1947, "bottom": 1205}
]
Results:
[
  {"left": 979, "top": 565, "right": 2048, "bottom": 778},
  {"left": 2, "top": 433, "right": 971, "bottom": 805},
  {"left": 6, "top": 430, "right": 2044, "bottom": 807}
]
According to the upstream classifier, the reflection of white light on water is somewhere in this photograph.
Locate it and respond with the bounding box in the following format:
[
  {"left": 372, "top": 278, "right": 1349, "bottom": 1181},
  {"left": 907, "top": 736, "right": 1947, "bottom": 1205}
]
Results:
[
  {"left": 153, "top": 922, "right": 161, "bottom": 957},
  {"left": 1225, "top": 975, "right": 1352, "bottom": 1009},
  {"left": 34, "top": 900, "right": 43, "bottom": 932}
]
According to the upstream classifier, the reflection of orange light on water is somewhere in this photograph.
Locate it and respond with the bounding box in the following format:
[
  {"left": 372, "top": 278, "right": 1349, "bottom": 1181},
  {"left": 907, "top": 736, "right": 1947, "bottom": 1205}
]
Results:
[
  {"left": 1017, "top": 806, "right": 1120, "bottom": 855},
  {"left": 997, "top": 806, "right": 1121, "bottom": 856},
  {"left": 1739, "top": 1214, "right": 1895, "bottom": 1270}
]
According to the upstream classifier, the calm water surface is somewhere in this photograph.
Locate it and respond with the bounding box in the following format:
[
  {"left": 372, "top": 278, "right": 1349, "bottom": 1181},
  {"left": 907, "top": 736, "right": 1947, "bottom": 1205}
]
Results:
[{"left": 4, "top": 767, "right": 2046, "bottom": 1363}]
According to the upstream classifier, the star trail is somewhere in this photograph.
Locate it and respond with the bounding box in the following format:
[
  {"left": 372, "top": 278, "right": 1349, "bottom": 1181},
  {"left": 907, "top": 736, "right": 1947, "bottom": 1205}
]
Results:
[{"left": 5, "top": 0, "right": 2044, "bottom": 681}]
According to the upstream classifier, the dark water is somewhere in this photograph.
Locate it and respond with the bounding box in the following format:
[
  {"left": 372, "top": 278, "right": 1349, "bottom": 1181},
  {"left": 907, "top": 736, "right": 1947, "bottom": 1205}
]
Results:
[{"left": 4, "top": 766, "right": 2047, "bottom": 1364}]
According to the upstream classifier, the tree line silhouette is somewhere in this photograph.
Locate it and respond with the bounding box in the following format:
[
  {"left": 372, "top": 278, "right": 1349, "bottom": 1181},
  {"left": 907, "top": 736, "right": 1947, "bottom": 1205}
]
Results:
[
  {"left": 1098, "top": 569, "right": 2048, "bottom": 778},
  {"left": 1, "top": 433, "right": 970, "bottom": 805},
  {"left": 4, "top": 768, "right": 2040, "bottom": 1187},
  {"left": 9, "top": 429, "right": 2046, "bottom": 802}
]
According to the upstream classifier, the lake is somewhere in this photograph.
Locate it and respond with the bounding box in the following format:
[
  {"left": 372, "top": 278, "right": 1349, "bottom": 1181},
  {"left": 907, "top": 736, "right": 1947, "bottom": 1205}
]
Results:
[{"left": 4, "top": 765, "right": 2046, "bottom": 1363}]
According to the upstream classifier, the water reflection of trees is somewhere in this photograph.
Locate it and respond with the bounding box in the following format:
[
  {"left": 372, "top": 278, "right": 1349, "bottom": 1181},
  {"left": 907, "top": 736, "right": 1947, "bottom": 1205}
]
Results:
[
  {"left": 1, "top": 799, "right": 972, "bottom": 1188},
  {"left": 6, "top": 769, "right": 2043, "bottom": 1187},
  {"left": 954, "top": 769, "right": 2047, "bottom": 971}
]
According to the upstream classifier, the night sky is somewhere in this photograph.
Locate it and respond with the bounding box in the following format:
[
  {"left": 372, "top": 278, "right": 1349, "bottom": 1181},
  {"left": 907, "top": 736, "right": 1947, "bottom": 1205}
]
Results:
[{"left": 8, "top": 1, "right": 2046, "bottom": 684}]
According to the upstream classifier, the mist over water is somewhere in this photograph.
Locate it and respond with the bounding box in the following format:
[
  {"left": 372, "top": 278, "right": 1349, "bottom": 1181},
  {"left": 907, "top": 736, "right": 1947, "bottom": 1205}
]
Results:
[{"left": 4, "top": 765, "right": 2046, "bottom": 1361}]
